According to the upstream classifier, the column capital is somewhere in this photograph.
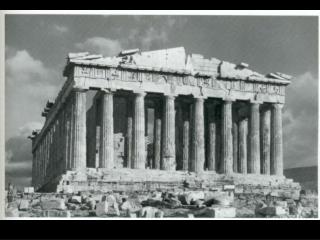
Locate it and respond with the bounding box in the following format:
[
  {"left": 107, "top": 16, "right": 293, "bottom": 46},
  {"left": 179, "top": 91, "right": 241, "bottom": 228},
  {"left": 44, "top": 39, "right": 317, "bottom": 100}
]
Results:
[
  {"left": 164, "top": 93, "right": 177, "bottom": 98},
  {"left": 222, "top": 96, "right": 236, "bottom": 102},
  {"left": 101, "top": 88, "right": 116, "bottom": 94},
  {"left": 250, "top": 100, "right": 263, "bottom": 104},
  {"left": 272, "top": 102, "right": 284, "bottom": 109},
  {"left": 133, "top": 90, "right": 146, "bottom": 97},
  {"left": 192, "top": 94, "right": 207, "bottom": 100},
  {"left": 72, "top": 87, "right": 88, "bottom": 93}
]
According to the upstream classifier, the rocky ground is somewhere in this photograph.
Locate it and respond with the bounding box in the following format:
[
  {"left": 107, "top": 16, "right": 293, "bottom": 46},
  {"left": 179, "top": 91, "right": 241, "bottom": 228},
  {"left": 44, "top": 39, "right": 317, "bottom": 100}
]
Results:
[{"left": 5, "top": 188, "right": 318, "bottom": 218}]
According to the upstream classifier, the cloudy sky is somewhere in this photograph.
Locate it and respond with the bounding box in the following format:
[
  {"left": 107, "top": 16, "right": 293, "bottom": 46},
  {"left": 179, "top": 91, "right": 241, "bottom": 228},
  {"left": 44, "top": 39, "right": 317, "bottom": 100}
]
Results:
[{"left": 5, "top": 14, "right": 318, "bottom": 188}]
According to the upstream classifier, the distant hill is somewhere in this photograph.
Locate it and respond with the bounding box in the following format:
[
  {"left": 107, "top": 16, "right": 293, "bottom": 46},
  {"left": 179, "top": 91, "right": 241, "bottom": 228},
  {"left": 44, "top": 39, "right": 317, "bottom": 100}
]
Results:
[{"left": 284, "top": 166, "right": 318, "bottom": 191}]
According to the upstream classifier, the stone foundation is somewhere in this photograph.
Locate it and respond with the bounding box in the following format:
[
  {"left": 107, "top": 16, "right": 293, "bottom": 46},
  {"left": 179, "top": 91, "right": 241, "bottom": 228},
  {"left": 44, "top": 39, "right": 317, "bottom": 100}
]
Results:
[{"left": 37, "top": 168, "right": 300, "bottom": 199}]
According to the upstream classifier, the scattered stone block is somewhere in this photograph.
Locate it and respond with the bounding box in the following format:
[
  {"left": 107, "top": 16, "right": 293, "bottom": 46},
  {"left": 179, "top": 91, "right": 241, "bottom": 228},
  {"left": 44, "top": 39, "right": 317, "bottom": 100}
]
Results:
[
  {"left": 204, "top": 191, "right": 234, "bottom": 206},
  {"left": 137, "top": 194, "right": 149, "bottom": 203},
  {"left": 19, "top": 199, "right": 29, "bottom": 210},
  {"left": 70, "top": 196, "right": 82, "bottom": 204},
  {"left": 5, "top": 207, "right": 19, "bottom": 217},
  {"left": 63, "top": 185, "right": 74, "bottom": 194},
  {"left": 257, "top": 206, "right": 287, "bottom": 217},
  {"left": 67, "top": 203, "right": 80, "bottom": 210},
  {"left": 120, "top": 199, "right": 142, "bottom": 213},
  {"left": 155, "top": 210, "right": 164, "bottom": 218},
  {"left": 181, "top": 191, "right": 205, "bottom": 205},
  {"left": 24, "top": 187, "right": 34, "bottom": 194},
  {"left": 275, "top": 201, "right": 288, "bottom": 208},
  {"left": 108, "top": 202, "right": 120, "bottom": 216},
  {"left": 95, "top": 201, "right": 109, "bottom": 217},
  {"left": 223, "top": 185, "right": 235, "bottom": 190},
  {"left": 128, "top": 212, "right": 137, "bottom": 218},
  {"left": 206, "top": 207, "right": 236, "bottom": 218},
  {"left": 86, "top": 198, "right": 96, "bottom": 210},
  {"left": 41, "top": 199, "right": 66, "bottom": 210},
  {"left": 92, "top": 194, "right": 103, "bottom": 203},
  {"left": 41, "top": 210, "right": 71, "bottom": 217},
  {"left": 187, "top": 214, "right": 194, "bottom": 218},
  {"left": 151, "top": 191, "right": 162, "bottom": 200},
  {"left": 140, "top": 206, "right": 162, "bottom": 218}
]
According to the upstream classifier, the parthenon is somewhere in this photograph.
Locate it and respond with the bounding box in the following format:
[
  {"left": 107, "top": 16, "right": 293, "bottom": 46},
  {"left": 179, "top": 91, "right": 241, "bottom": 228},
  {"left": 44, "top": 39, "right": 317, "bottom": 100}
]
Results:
[{"left": 29, "top": 47, "right": 293, "bottom": 192}]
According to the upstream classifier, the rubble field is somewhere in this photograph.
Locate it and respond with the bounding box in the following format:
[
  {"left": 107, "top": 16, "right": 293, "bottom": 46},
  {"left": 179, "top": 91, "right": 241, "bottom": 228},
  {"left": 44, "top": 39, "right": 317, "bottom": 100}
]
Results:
[{"left": 5, "top": 187, "right": 317, "bottom": 219}]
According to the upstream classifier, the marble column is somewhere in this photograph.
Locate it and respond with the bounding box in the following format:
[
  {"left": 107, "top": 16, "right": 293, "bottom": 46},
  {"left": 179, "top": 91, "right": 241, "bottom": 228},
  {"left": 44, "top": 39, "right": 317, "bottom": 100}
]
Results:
[
  {"left": 221, "top": 100, "right": 233, "bottom": 174},
  {"left": 271, "top": 103, "right": 284, "bottom": 176},
  {"left": 161, "top": 95, "right": 176, "bottom": 170},
  {"left": 232, "top": 121, "right": 239, "bottom": 173},
  {"left": 132, "top": 92, "right": 146, "bottom": 169},
  {"left": 249, "top": 102, "right": 260, "bottom": 174},
  {"left": 153, "top": 99, "right": 162, "bottom": 169},
  {"left": 126, "top": 97, "right": 133, "bottom": 168},
  {"left": 207, "top": 102, "right": 217, "bottom": 171},
  {"left": 175, "top": 103, "right": 183, "bottom": 170},
  {"left": 261, "top": 106, "right": 271, "bottom": 175},
  {"left": 68, "top": 99, "right": 74, "bottom": 170},
  {"left": 191, "top": 97, "right": 205, "bottom": 173},
  {"left": 99, "top": 90, "right": 114, "bottom": 169},
  {"left": 71, "top": 89, "right": 87, "bottom": 169},
  {"left": 238, "top": 118, "right": 248, "bottom": 174},
  {"left": 182, "top": 103, "right": 190, "bottom": 171}
]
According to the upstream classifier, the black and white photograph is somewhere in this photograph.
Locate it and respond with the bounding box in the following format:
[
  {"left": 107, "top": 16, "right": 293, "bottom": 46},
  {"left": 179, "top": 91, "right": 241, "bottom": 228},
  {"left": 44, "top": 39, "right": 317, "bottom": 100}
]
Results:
[{"left": 1, "top": 10, "right": 318, "bottom": 219}]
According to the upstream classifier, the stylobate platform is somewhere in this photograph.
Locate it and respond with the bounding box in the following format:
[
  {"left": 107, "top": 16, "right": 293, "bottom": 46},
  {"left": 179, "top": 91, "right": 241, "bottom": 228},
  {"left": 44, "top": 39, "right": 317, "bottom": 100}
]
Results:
[{"left": 38, "top": 168, "right": 300, "bottom": 200}]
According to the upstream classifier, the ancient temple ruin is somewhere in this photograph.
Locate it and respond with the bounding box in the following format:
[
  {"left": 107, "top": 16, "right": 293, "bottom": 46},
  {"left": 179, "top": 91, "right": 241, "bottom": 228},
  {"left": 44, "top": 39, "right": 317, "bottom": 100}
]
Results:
[{"left": 29, "top": 47, "right": 300, "bottom": 194}]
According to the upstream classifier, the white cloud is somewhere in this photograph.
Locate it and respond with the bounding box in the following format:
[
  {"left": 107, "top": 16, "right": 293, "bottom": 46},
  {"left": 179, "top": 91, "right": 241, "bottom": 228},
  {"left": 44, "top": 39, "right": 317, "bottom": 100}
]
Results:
[
  {"left": 6, "top": 50, "right": 48, "bottom": 83},
  {"left": 5, "top": 49, "right": 61, "bottom": 138},
  {"left": 18, "top": 122, "right": 43, "bottom": 138},
  {"left": 75, "top": 37, "right": 122, "bottom": 56},
  {"left": 283, "top": 72, "right": 318, "bottom": 168},
  {"left": 51, "top": 24, "right": 69, "bottom": 34},
  {"left": 141, "top": 27, "right": 168, "bottom": 50}
]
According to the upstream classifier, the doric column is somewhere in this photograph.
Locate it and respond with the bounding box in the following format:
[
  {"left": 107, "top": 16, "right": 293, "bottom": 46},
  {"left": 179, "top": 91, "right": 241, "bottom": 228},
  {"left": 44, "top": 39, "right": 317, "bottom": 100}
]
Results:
[
  {"left": 232, "top": 121, "right": 238, "bottom": 173},
  {"left": 45, "top": 132, "right": 49, "bottom": 181},
  {"left": 65, "top": 105, "right": 71, "bottom": 170},
  {"left": 99, "top": 90, "right": 114, "bottom": 169},
  {"left": 207, "top": 102, "right": 217, "bottom": 171},
  {"left": 71, "top": 89, "right": 87, "bottom": 169},
  {"left": 221, "top": 100, "right": 233, "bottom": 174},
  {"left": 161, "top": 95, "right": 176, "bottom": 170},
  {"left": 126, "top": 96, "right": 133, "bottom": 168},
  {"left": 271, "top": 103, "right": 284, "bottom": 176},
  {"left": 132, "top": 92, "right": 146, "bottom": 169},
  {"left": 261, "top": 106, "right": 271, "bottom": 175},
  {"left": 175, "top": 103, "right": 183, "bottom": 170},
  {"left": 249, "top": 102, "right": 261, "bottom": 174},
  {"left": 153, "top": 99, "right": 162, "bottom": 169},
  {"left": 238, "top": 118, "right": 248, "bottom": 174},
  {"left": 182, "top": 103, "right": 190, "bottom": 171},
  {"left": 191, "top": 97, "right": 205, "bottom": 173}
]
